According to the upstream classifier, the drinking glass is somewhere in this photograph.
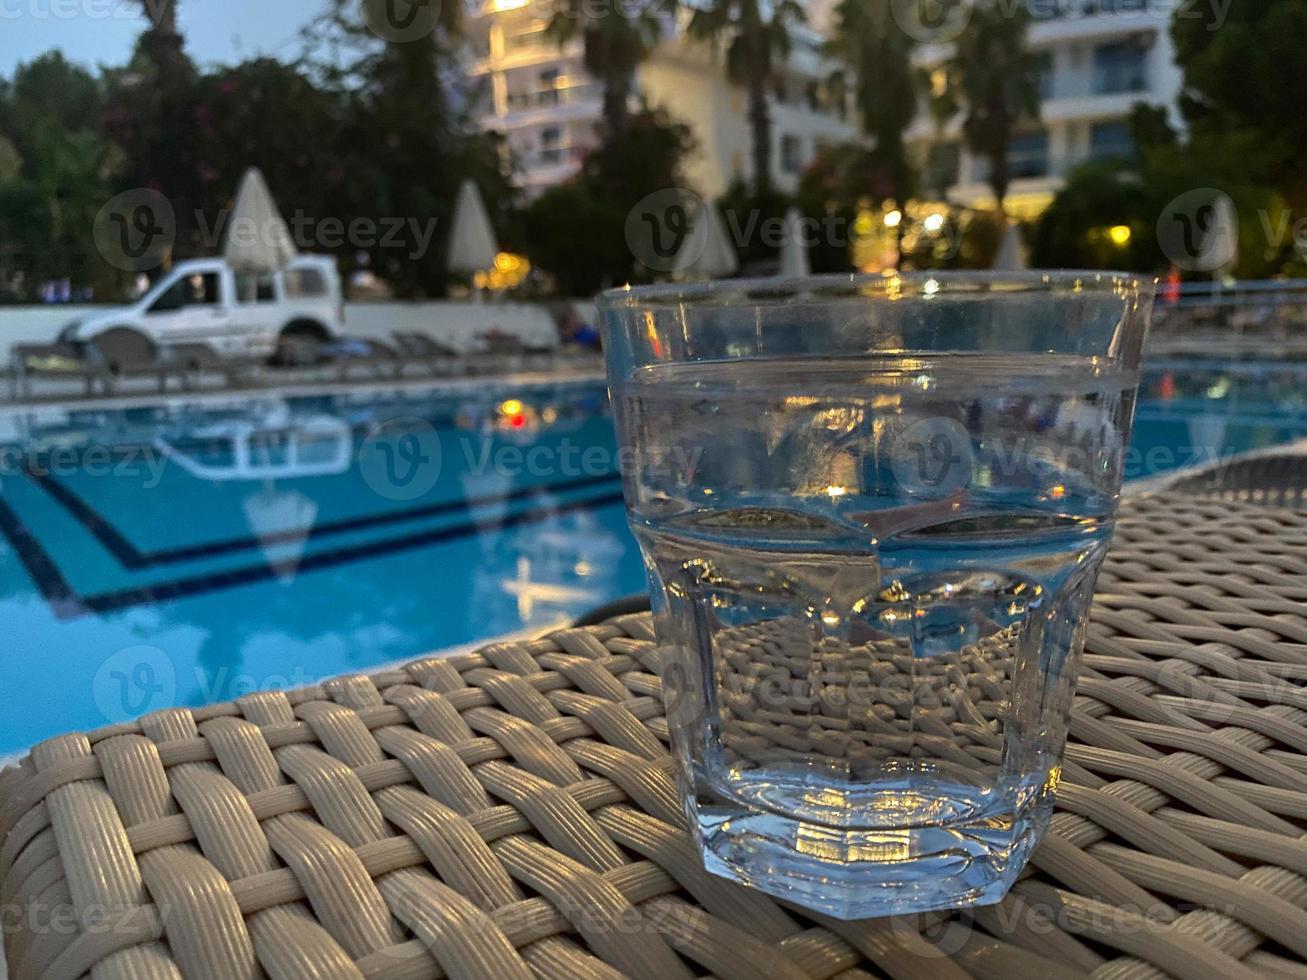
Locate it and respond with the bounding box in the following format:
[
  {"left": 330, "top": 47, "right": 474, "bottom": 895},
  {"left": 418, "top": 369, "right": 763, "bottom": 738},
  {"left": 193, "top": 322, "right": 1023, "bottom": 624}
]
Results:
[{"left": 598, "top": 272, "right": 1153, "bottom": 918}]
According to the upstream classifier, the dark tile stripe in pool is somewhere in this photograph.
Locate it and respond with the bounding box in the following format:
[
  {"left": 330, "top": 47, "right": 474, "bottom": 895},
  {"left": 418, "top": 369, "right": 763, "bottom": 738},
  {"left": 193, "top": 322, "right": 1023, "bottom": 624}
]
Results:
[
  {"left": 21, "top": 463, "right": 142, "bottom": 568},
  {"left": 0, "top": 487, "right": 626, "bottom": 620},
  {"left": 24, "top": 464, "right": 622, "bottom": 570},
  {"left": 0, "top": 496, "right": 85, "bottom": 618}
]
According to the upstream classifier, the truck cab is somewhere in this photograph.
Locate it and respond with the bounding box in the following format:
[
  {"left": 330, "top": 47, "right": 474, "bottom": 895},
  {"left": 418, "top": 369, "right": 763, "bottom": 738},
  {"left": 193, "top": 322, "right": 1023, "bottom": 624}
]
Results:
[{"left": 62, "top": 255, "right": 344, "bottom": 361}]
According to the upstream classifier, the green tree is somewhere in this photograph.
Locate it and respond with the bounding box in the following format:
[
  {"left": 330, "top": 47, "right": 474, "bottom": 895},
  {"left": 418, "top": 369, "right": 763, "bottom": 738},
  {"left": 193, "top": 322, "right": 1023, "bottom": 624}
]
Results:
[
  {"left": 0, "top": 54, "right": 122, "bottom": 298},
  {"left": 185, "top": 59, "right": 351, "bottom": 256},
  {"left": 1172, "top": 0, "right": 1307, "bottom": 214},
  {"left": 689, "top": 0, "right": 805, "bottom": 195},
  {"left": 517, "top": 108, "right": 695, "bottom": 294},
  {"left": 1030, "top": 160, "right": 1161, "bottom": 271},
  {"left": 306, "top": 0, "right": 514, "bottom": 297},
  {"left": 104, "top": 3, "right": 203, "bottom": 261},
  {"left": 547, "top": 0, "right": 672, "bottom": 137},
  {"left": 1032, "top": 111, "right": 1291, "bottom": 279},
  {"left": 827, "top": 0, "right": 916, "bottom": 210},
  {"left": 136, "top": 0, "right": 191, "bottom": 88},
  {"left": 929, "top": 0, "right": 1040, "bottom": 212},
  {"left": 793, "top": 142, "right": 870, "bottom": 272}
]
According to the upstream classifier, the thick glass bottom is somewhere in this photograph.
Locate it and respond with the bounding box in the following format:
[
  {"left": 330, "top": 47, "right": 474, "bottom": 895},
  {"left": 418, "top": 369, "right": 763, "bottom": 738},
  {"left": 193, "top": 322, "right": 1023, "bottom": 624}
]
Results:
[{"left": 693, "top": 788, "right": 1050, "bottom": 919}]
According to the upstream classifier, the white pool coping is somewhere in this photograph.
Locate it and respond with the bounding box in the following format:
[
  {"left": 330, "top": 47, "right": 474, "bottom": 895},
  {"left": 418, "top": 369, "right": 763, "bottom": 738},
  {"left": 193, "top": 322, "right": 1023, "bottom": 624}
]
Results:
[{"left": 2, "top": 364, "right": 605, "bottom": 416}]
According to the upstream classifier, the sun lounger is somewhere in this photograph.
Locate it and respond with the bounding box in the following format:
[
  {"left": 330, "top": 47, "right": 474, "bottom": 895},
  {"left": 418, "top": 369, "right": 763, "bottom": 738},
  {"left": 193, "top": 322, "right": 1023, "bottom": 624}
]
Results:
[
  {"left": 10, "top": 341, "right": 104, "bottom": 399},
  {"left": 327, "top": 336, "right": 404, "bottom": 381},
  {"left": 391, "top": 331, "right": 460, "bottom": 375},
  {"left": 1153, "top": 440, "right": 1307, "bottom": 508},
  {"left": 88, "top": 328, "right": 172, "bottom": 393},
  {"left": 478, "top": 331, "right": 563, "bottom": 373}
]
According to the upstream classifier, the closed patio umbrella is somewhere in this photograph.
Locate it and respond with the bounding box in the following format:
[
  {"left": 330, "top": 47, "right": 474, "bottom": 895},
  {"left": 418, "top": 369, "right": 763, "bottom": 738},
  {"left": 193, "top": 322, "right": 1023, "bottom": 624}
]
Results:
[
  {"left": 448, "top": 178, "right": 498, "bottom": 277},
  {"left": 224, "top": 167, "right": 298, "bottom": 271},
  {"left": 675, "top": 199, "right": 738, "bottom": 279},
  {"left": 991, "top": 220, "right": 1027, "bottom": 271},
  {"left": 778, "top": 207, "right": 810, "bottom": 278}
]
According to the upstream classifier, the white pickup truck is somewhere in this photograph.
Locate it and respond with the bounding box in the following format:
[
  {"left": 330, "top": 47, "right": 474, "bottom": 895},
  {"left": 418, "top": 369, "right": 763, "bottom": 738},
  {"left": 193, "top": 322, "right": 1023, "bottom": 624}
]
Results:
[{"left": 60, "top": 255, "right": 345, "bottom": 362}]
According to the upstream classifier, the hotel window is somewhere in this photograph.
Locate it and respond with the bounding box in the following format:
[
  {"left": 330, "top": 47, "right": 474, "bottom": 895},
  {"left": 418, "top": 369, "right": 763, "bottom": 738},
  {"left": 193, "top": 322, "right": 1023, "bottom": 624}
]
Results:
[
  {"left": 1089, "top": 120, "right": 1135, "bottom": 161},
  {"left": 1009, "top": 131, "right": 1050, "bottom": 179},
  {"left": 1093, "top": 39, "right": 1149, "bottom": 94},
  {"left": 780, "top": 135, "right": 804, "bottom": 175},
  {"left": 976, "top": 132, "right": 1049, "bottom": 181},
  {"left": 539, "top": 126, "right": 562, "bottom": 165},
  {"left": 538, "top": 68, "right": 560, "bottom": 105},
  {"left": 1033, "top": 51, "right": 1055, "bottom": 100}
]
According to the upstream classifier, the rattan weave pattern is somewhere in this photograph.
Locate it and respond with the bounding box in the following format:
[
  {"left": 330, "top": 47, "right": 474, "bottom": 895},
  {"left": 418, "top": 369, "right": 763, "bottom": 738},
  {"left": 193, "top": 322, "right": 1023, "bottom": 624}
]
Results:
[{"left": 2, "top": 494, "right": 1306, "bottom": 980}]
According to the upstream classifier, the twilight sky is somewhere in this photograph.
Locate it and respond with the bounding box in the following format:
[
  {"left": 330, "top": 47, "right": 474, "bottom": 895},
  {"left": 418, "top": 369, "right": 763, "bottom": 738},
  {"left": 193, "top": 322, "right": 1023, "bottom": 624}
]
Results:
[{"left": 1, "top": 0, "right": 323, "bottom": 77}]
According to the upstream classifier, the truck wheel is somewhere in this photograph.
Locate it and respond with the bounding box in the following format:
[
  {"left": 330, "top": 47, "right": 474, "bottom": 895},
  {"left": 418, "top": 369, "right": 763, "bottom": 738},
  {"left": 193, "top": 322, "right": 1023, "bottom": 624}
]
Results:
[{"left": 275, "top": 321, "right": 329, "bottom": 367}]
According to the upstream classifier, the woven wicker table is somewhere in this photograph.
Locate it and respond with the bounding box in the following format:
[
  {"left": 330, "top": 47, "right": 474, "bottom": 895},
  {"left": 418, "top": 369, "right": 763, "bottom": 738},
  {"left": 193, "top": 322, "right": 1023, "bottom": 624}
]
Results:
[{"left": 3, "top": 494, "right": 1307, "bottom": 980}]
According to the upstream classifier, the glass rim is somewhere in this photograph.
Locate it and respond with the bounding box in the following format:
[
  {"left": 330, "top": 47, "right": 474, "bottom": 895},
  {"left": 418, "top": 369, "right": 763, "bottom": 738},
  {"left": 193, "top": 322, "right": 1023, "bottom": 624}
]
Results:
[{"left": 597, "top": 270, "right": 1156, "bottom": 310}]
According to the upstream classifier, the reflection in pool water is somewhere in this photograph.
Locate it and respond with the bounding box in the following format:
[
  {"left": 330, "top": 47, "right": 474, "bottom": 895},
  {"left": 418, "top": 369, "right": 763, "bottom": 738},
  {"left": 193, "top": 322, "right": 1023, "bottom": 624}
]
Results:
[{"left": 0, "top": 378, "right": 640, "bottom": 753}]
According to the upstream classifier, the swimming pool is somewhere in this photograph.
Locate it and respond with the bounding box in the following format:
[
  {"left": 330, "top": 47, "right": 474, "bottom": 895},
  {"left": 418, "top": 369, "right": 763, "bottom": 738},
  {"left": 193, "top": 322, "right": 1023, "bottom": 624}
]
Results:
[{"left": 1, "top": 361, "right": 1304, "bottom": 756}]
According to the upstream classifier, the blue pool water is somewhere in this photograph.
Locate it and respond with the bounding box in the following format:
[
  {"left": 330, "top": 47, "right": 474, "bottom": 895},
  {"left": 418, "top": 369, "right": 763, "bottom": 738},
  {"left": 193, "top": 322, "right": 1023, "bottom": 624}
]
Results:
[{"left": 0, "top": 361, "right": 1304, "bottom": 756}]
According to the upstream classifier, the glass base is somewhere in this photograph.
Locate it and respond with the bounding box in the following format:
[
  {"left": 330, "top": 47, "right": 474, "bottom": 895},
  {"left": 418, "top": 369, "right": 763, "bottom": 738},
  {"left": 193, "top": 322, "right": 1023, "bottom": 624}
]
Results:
[{"left": 694, "top": 797, "right": 1050, "bottom": 919}]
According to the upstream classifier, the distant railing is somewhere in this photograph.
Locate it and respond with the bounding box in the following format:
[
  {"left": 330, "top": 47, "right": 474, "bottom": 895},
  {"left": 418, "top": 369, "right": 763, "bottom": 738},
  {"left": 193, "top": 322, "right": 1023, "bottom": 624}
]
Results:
[
  {"left": 505, "top": 84, "right": 600, "bottom": 112},
  {"left": 1091, "top": 63, "right": 1148, "bottom": 96},
  {"left": 1165, "top": 279, "right": 1307, "bottom": 310},
  {"left": 1030, "top": 0, "right": 1158, "bottom": 19},
  {"left": 1149, "top": 279, "right": 1307, "bottom": 359}
]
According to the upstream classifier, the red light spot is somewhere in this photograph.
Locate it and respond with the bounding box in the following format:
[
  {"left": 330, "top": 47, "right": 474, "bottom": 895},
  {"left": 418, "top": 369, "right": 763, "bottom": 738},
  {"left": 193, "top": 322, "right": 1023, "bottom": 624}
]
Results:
[{"left": 509, "top": 414, "right": 527, "bottom": 428}]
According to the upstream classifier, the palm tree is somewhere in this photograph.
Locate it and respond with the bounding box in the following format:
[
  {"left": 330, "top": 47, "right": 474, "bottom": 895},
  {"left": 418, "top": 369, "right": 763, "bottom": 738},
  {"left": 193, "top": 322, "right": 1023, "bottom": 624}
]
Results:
[
  {"left": 137, "top": 0, "right": 190, "bottom": 84},
  {"left": 689, "top": 0, "right": 806, "bottom": 195},
  {"left": 929, "top": 0, "right": 1040, "bottom": 212},
  {"left": 828, "top": 0, "right": 917, "bottom": 245},
  {"left": 547, "top": 0, "right": 671, "bottom": 137}
]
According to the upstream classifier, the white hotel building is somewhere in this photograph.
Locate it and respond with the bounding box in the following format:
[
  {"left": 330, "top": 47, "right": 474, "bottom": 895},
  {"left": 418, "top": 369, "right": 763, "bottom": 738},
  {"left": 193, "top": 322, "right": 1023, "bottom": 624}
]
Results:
[
  {"left": 907, "top": 1, "right": 1183, "bottom": 218},
  {"left": 464, "top": 0, "right": 1182, "bottom": 218},
  {"left": 462, "top": 0, "right": 858, "bottom": 199}
]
